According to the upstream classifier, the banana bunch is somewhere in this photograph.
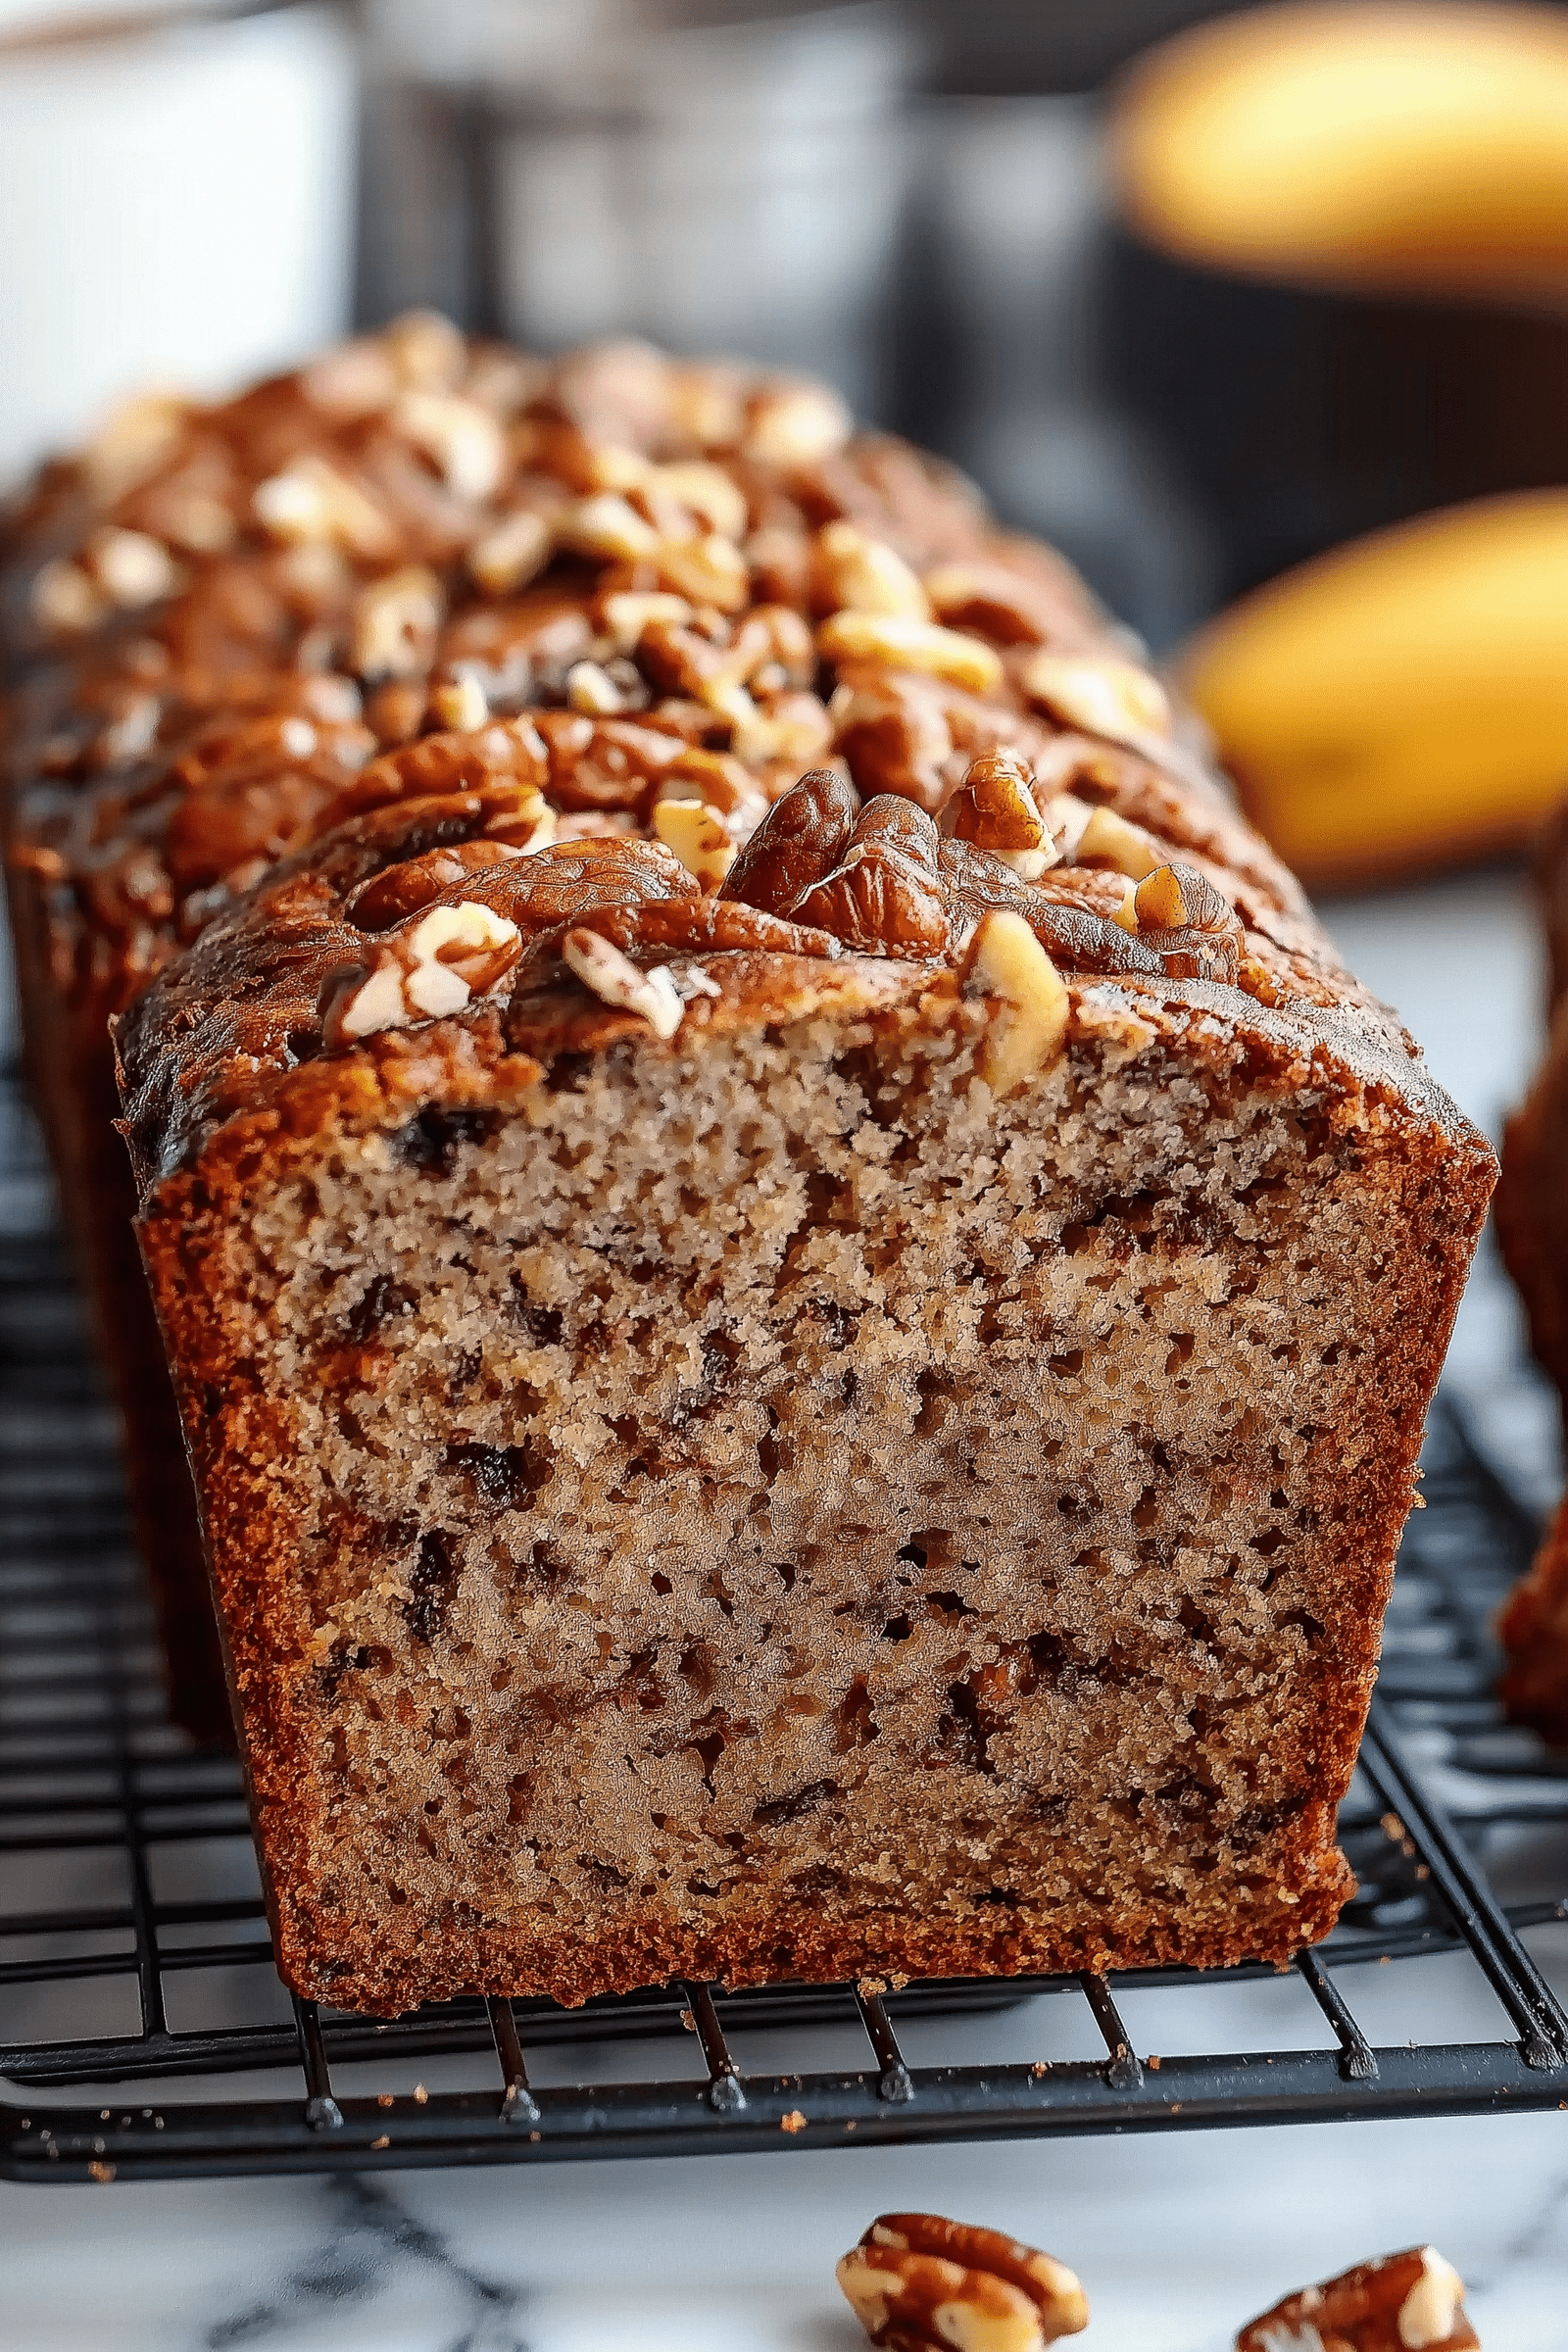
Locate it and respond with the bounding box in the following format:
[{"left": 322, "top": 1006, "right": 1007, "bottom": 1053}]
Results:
[{"left": 1181, "top": 494, "right": 1568, "bottom": 890}]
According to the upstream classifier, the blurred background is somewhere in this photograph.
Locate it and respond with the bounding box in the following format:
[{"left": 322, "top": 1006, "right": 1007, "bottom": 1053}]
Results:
[{"left": 7, "top": 0, "right": 1568, "bottom": 895}]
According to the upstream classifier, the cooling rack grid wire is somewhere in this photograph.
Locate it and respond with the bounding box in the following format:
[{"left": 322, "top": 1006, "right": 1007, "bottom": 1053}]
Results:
[{"left": 2, "top": 1062, "right": 1567, "bottom": 2181}]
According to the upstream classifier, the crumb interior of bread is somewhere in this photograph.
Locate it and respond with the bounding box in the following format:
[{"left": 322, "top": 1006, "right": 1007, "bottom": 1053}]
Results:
[{"left": 201, "top": 999, "right": 1421, "bottom": 2005}]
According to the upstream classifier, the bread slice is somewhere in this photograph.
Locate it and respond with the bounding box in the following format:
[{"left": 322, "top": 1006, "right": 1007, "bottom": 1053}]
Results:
[{"left": 114, "top": 758, "right": 1493, "bottom": 2014}]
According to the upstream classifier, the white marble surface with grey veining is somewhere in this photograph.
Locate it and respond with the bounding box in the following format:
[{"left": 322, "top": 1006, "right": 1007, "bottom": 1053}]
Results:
[{"left": 3, "top": 868, "right": 1565, "bottom": 2350}]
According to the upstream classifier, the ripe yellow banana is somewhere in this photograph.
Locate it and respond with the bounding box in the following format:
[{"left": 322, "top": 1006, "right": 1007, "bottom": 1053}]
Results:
[
  {"left": 1179, "top": 493, "right": 1568, "bottom": 888},
  {"left": 1112, "top": 1, "right": 1568, "bottom": 303}
]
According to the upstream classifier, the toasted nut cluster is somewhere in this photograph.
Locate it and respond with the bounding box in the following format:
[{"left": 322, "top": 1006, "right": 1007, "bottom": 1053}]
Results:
[
  {"left": 1236, "top": 2245, "right": 1478, "bottom": 2352},
  {"left": 838, "top": 2212, "right": 1089, "bottom": 2352},
  {"left": 320, "top": 899, "right": 524, "bottom": 1045},
  {"left": 819, "top": 610, "right": 1004, "bottom": 696},
  {"left": 11, "top": 319, "right": 1303, "bottom": 1075}
]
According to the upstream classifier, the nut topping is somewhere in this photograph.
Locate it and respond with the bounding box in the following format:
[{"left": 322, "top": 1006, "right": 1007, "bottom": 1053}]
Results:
[
  {"left": 1132, "top": 861, "right": 1245, "bottom": 983},
  {"left": 819, "top": 611, "right": 1004, "bottom": 696},
  {"left": 600, "top": 591, "right": 695, "bottom": 654},
  {"left": 790, "top": 796, "right": 951, "bottom": 959},
  {"left": 352, "top": 567, "right": 445, "bottom": 683},
  {"left": 961, "top": 911, "right": 1071, "bottom": 1096},
  {"left": 427, "top": 675, "right": 490, "bottom": 733},
  {"left": 254, "top": 456, "right": 397, "bottom": 562},
  {"left": 1021, "top": 652, "right": 1170, "bottom": 747},
  {"left": 392, "top": 389, "right": 505, "bottom": 502},
  {"left": 740, "top": 378, "right": 852, "bottom": 466},
  {"left": 652, "top": 798, "right": 737, "bottom": 891},
  {"left": 946, "top": 751, "right": 1056, "bottom": 880},
  {"left": 720, "top": 768, "right": 859, "bottom": 915},
  {"left": 467, "top": 509, "right": 553, "bottom": 596},
  {"left": 1070, "top": 805, "right": 1163, "bottom": 880},
  {"left": 813, "top": 520, "right": 931, "bottom": 620},
  {"left": 1236, "top": 2245, "right": 1478, "bottom": 2352},
  {"left": 653, "top": 460, "right": 749, "bottom": 542},
  {"left": 321, "top": 898, "right": 523, "bottom": 1045},
  {"left": 86, "top": 527, "right": 178, "bottom": 610},
  {"left": 562, "top": 927, "right": 685, "bottom": 1040},
  {"left": 30, "top": 560, "right": 106, "bottom": 635},
  {"left": 838, "top": 2212, "right": 1088, "bottom": 2352}
]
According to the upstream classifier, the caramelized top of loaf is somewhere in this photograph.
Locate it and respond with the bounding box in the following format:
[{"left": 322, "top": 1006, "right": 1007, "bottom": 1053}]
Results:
[
  {"left": 12, "top": 323, "right": 1348, "bottom": 988},
  {"left": 0, "top": 317, "right": 1477, "bottom": 1183},
  {"left": 112, "top": 744, "right": 1488, "bottom": 1203}
]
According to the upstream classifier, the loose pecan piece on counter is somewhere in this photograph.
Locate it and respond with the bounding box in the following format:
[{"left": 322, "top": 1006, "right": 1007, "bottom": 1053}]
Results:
[
  {"left": 1236, "top": 2244, "right": 1478, "bottom": 2352},
  {"left": 838, "top": 2211, "right": 1089, "bottom": 2352}
]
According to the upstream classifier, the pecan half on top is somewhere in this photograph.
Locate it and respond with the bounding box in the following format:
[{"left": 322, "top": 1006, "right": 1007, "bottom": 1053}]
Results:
[
  {"left": 838, "top": 2212, "right": 1089, "bottom": 2352},
  {"left": 1236, "top": 2245, "right": 1478, "bottom": 2352}
]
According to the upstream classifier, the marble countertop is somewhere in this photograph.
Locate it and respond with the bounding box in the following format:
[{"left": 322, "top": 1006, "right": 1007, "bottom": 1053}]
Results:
[{"left": 4, "top": 865, "right": 1565, "bottom": 2351}]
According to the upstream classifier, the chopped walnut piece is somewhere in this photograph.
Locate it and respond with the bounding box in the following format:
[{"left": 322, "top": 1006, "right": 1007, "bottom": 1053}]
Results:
[
  {"left": 819, "top": 612, "right": 1004, "bottom": 695},
  {"left": 30, "top": 560, "right": 106, "bottom": 634},
  {"left": 961, "top": 910, "right": 1071, "bottom": 1096},
  {"left": 1133, "top": 862, "right": 1245, "bottom": 982},
  {"left": 560, "top": 493, "right": 661, "bottom": 563},
  {"left": 720, "top": 767, "right": 859, "bottom": 915},
  {"left": 741, "top": 378, "right": 853, "bottom": 466},
  {"left": 303, "top": 335, "right": 399, "bottom": 416},
  {"left": 653, "top": 797, "right": 737, "bottom": 890},
  {"left": 730, "top": 689, "right": 835, "bottom": 771},
  {"left": 653, "top": 461, "right": 749, "bottom": 542},
  {"left": 947, "top": 751, "right": 1056, "bottom": 880},
  {"left": 923, "top": 561, "right": 1064, "bottom": 647},
  {"left": 1022, "top": 651, "right": 1170, "bottom": 747},
  {"left": 1071, "top": 805, "right": 1163, "bottom": 880},
  {"left": 655, "top": 533, "right": 750, "bottom": 612},
  {"left": 829, "top": 670, "right": 956, "bottom": 811},
  {"left": 467, "top": 509, "right": 553, "bottom": 596},
  {"left": 352, "top": 567, "right": 445, "bottom": 683},
  {"left": 562, "top": 927, "right": 685, "bottom": 1040},
  {"left": 600, "top": 590, "right": 695, "bottom": 654},
  {"left": 1133, "top": 864, "right": 1191, "bottom": 932},
  {"left": 392, "top": 390, "right": 505, "bottom": 502},
  {"left": 791, "top": 796, "right": 951, "bottom": 959},
  {"left": 86, "top": 527, "right": 178, "bottom": 610},
  {"left": 839, "top": 2212, "right": 1088, "bottom": 2352},
  {"left": 427, "top": 675, "right": 490, "bottom": 733},
  {"left": 383, "top": 307, "right": 466, "bottom": 392},
  {"left": 254, "top": 456, "right": 397, "bottom": 562},
  {"left": 566, "top": 661, "right": 634, "bottom": 716},
  {"left": 1236, "top": 2245, "right": 1477, "bottom": 2352},
  {"left": 813, "top": 520, "right": 931, "bottom": 620},
  {"left": 321, "top": 897, "right": 523, "bottom": 1045}
]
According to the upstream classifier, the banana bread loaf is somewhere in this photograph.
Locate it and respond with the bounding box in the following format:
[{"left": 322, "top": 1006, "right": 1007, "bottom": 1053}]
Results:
[
  {"left": 9, "top": 323, "right": 1492, "bottom": 2009},
  {"left": 114, "top": 768, "right": 1491, "bottom": 2010},
  {"left": 3, "top": 318, "right": 1092, "bottom": 1737}
]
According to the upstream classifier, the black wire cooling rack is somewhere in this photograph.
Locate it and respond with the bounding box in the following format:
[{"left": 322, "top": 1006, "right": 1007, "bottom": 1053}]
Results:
[{"left": 3, "top": 1060, "right": 1568, "bottom": 2184}]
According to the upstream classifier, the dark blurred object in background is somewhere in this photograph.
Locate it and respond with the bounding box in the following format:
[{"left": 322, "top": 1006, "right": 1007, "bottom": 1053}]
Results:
[{"left": 359, "top": 0, "right": 919, "bottom": 423}]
